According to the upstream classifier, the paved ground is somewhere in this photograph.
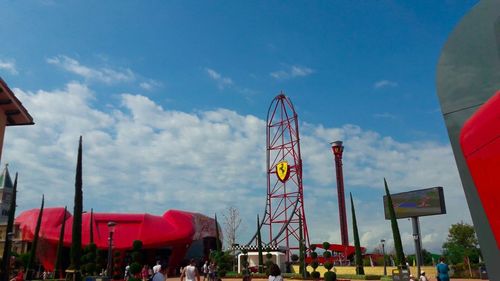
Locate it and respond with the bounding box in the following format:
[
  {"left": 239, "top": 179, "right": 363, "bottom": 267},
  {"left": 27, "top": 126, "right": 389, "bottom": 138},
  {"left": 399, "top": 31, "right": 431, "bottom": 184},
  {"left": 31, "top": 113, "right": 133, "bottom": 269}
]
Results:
[{"left": 166, "top": 277, "right": 487, "bottom": 281}]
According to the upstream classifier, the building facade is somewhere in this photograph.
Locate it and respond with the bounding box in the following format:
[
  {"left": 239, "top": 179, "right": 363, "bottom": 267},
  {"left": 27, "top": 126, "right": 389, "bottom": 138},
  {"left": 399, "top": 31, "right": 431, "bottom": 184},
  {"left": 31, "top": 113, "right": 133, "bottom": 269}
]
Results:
[{"left": 0, "top": 164, "right": 29, "bottom": 256}]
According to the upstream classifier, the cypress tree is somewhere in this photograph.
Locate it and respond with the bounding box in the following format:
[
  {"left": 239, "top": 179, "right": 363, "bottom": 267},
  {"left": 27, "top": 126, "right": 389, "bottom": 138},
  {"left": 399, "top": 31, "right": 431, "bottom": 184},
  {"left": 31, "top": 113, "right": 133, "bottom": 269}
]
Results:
[
  {"left": 55, "top": 206, "right": 68, "bottom": 279},
  {"left": 350, "top": 193, "right": 364, "bottom": 275},
  {"left": 27, "top": 194, "right": 44, "bottom": 280},
  {"left": 298, "top": 211, "right": 305, "bottom": 278},
  {"left": 384, "top": 178, "right": 406, "bottom": 266},
  {"left": 71, "top": 136, "right": 83, "bottom": 281},
  {"left": 256, "top": 215, "right": 263, "bottom": 273},
  {"left": 215, "top": 214, "right": 221, "bottom": 252},
  {"left": 89, "top": 208, "right": 94, "bottom": 244},
  {"left": 1, "top": 173, "right": 18, "bottom": 281}
]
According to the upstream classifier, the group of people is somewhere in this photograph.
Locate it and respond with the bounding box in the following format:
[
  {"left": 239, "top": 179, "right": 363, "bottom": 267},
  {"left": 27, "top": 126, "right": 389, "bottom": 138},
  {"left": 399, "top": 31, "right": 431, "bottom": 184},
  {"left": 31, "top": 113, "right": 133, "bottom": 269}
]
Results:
[
  {"left": 201, "top": 261, "right": 218, "bottom": 281},
  {"left": 409, "top": 257, "right": 450, "bottom": 281},
  {"left": 122, "top": 260, "right": 169, "bottom": 281}
]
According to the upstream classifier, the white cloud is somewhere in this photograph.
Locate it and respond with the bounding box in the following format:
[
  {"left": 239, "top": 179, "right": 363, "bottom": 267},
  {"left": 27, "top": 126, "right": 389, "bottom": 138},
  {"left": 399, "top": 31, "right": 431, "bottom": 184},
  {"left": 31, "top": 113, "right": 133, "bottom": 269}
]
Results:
[
  {"left": 139, "top": 79, "right": 162, "bottom": 91},
  {"left": 374, "top": 80, "right": 398, "bottom": 89},
  {"left": 205, "top": 68, "right": 233, "bottom": 89},
  {"left": 3, "top": 82, "right": 470, "bottom": 254},
  {"left": 0, "top": 59, "right": 18, "bottom": 75},
  {"left": 270, "top": 65, "right": 314, "bottom": 80},
  {"left": 47, "top": 55, "right": 135, "bottom": 84},
  {"left": 373, "top": 112, "right": 397, "bottom": 119}
]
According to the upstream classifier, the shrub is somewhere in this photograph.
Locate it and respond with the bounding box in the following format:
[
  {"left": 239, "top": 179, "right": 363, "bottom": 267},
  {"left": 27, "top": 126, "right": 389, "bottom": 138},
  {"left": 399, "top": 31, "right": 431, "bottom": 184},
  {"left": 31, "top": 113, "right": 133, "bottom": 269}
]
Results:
[
  {"left": 130, "top": 262, "right": 141, "bottom": 275},
  {"left": 291, "top": 254, "right": 299, "bottom": 262},
  {"left": 132, "top": 240, "right": 142, "bottom": 251},
  {"left": 323, "top": 261, "right": 333, "bottom": 271},
  {"left": 324, "top": 271, "right": 336, "bottom": 281},
  {"left": 310, "top": 261, "right": 319, "bottom": 270},
  {"left": 310, "top": 252, "right": 318, "bottom": 259},
  {"left": 322, "top": 242, "right": 330, "bottom": 251},
  {"left": 310, "top": 271, "right": 320, "bottom": 279},
  {"left": 323, "top": 251, "right": 332, "bottom": 259}
]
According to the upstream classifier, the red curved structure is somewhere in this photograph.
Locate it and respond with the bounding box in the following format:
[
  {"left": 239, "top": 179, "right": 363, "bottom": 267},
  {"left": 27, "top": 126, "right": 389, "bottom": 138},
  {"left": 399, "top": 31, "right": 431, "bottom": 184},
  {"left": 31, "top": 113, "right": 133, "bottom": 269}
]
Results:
[
  {"left": 262, "top": 93, "right": 310, "bottom": 257},
  {"left": 460, "top": 91, "right": 500, "bottom": 249},
  {"left": 15, "top": 207, "right": 218, "bottom": 273}
]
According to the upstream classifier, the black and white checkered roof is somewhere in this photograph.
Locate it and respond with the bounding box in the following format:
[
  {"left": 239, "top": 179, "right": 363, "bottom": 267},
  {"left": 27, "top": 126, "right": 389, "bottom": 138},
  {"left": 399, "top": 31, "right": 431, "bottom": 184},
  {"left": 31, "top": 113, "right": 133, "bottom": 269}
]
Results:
[{"left": 229, "top": 245, "right": 286, "bottom": 252}]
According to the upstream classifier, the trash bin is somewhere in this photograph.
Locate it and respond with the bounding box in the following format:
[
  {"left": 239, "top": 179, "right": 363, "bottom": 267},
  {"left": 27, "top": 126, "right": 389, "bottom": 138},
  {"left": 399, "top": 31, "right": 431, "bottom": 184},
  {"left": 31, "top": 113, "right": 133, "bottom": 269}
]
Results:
[{"left": 392, "top": 267, "right": 410, "bottom": 281}]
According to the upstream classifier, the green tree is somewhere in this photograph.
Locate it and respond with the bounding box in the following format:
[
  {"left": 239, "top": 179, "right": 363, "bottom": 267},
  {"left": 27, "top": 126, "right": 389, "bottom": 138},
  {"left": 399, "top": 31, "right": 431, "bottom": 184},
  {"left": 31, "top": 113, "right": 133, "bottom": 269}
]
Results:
[
  {"left": 27, "top": 195, "right": 44, "bottom": 280},
  {"left": 384, "top": 178, "right": 406, "bottom": 266},
  {"left": 241, "top": 249, "right": 249, "bottom": 278},
  {"left": 129, "top": 240, "right": 143, "bottom": 280},
  {"left": 71, "top": 136, "right": 83, "bottom": 281},
  {"left": 309, "top": 246, "right": 320, "bottom": 279},
  {"left": 215, "top": 214, "right": 222, "bottom": 252},
  {"left": 82, "top": 243, "right": 97, "bottom": 276},
  {"left": 350, "top": 193, "right": 364, "bottom": 275},
  {"left": 442, "top": 222, "right": 482, "bottom": 264},
  {"left": 55, "top": 206, "right": 68, "bottom": 278},
  {"left": 421, "top": 249, "right": 433, "bottom": 266},
  {"left": 298, "top": 212, "right": 306, "bottom": 278},
  {"left": 1, "top": 173, "right": 17, "bottom": 281},
  {"left": 89, "top": 208, "right": 94, "bottom": 244},
  {"left": 256, "top": 215, "right": 264, "bottom": 273}
]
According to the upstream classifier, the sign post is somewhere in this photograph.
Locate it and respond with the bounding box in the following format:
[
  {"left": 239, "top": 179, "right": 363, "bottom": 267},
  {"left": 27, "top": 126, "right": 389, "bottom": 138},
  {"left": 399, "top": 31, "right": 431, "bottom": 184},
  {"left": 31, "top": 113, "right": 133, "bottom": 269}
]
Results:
[{"left": 411, "top": 217, "right": 423, "bottom": 278}]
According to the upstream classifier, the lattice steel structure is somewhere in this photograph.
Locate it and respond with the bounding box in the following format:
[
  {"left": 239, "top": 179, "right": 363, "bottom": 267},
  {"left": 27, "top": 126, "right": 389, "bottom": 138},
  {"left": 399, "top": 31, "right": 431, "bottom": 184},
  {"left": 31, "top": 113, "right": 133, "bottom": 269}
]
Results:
[{"left": 260, "top": 93, "right": 310, "bottom": 256}]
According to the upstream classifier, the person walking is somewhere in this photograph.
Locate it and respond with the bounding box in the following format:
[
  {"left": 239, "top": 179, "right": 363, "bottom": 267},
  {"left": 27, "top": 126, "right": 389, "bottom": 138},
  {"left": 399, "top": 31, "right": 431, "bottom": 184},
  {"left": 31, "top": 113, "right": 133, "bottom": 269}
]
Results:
[
  {"left": 436, "top": 257, "right": 450, "bottom": 281},
  {"left": 180, "top": 259, "right": 200, "bottom": 281},
  {"left": 268, "top": 264, "right": 283, "bottom": 281},
  {"left": 202, "top": 261, "right": 209, "bottom": 281},
  {"left": 153, "top": 261, "right": 162, "bottom": 274},
  {"left": 141, "top": 265, "right": 149, "bottom": 281},
  {"left": 419, "top": 271, "right": 428, "bottom": 281},
  {"left": 153, "top": 264, "right": 168, "bottom": 281},
  {"left": 208, "top": 262, "right": 216, "bottom": 281}
]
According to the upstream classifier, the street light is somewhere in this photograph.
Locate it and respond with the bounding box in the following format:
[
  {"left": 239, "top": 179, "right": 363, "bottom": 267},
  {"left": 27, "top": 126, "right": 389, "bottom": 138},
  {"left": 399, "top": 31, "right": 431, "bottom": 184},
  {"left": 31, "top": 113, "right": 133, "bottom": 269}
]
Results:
[
  {"left": 380, "top": 239, "right": 386, "bottom": 276},
  {"left": 107, "top": 222, "right": 117, "bottom": 279}
]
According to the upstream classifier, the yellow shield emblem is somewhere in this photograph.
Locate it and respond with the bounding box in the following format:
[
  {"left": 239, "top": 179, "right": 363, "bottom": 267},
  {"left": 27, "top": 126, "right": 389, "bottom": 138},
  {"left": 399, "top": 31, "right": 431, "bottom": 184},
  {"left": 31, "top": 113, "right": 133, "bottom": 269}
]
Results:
[{"left": 276, "top": 161, "right": 290, "bottom": 182}]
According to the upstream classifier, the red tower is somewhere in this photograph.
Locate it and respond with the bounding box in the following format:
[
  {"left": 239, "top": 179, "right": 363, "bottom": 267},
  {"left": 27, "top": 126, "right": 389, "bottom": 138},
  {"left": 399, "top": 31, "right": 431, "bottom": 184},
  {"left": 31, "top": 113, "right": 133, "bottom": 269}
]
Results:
[
  {"left": 331, "top": 141, "right": 349, "bottom": 246},
  {"left": 261, "top": 93, "right": 310, "bottom": 256}
]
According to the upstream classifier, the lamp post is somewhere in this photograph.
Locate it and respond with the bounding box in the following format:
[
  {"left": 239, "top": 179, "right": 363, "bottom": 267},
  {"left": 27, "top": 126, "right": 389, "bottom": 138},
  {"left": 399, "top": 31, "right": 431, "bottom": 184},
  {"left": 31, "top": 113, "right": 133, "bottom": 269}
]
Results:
[
  {"left": 107, "top": 222, "right": 116, "bottom": 279},
  {"left": 380, "top": 239, "right": 386, "bottom": 276}
]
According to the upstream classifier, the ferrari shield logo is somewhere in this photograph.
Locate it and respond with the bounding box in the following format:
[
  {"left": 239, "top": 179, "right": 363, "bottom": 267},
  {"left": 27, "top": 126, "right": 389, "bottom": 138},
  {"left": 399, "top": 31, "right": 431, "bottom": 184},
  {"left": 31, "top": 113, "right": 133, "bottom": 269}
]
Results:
[{"left": 276, "top": 161, "right": 290, "bottom": 182}]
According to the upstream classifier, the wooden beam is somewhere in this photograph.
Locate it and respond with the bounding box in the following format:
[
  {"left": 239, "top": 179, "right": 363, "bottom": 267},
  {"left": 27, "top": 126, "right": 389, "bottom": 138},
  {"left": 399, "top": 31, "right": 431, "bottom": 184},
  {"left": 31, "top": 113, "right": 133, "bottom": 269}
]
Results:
[
  {"left": 6, "top": 116, "right": 15, "bottom": 125},
  {"left": 5, "top": 110, "right": 20, "bottom": 116},
  {"left": 0, "top": 99, "right": 12, "bottom": 105}
]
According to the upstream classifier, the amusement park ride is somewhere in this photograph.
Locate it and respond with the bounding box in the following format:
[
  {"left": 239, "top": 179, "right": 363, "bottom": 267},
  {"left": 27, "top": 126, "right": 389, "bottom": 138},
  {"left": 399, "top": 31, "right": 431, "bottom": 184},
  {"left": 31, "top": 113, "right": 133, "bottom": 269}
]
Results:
[
  {"left": 245, "top": 93, "right": 356, "bottom": 264},
  {"left": 248, "top": 93, "right": 310, "bottom": 254}
]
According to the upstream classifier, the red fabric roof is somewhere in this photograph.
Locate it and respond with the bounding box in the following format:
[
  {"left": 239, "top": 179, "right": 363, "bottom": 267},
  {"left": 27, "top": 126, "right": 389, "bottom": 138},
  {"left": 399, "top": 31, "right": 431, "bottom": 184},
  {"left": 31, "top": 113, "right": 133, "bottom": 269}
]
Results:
[{"left": 15, "top": 207, "right": 218, "bottom": 271}]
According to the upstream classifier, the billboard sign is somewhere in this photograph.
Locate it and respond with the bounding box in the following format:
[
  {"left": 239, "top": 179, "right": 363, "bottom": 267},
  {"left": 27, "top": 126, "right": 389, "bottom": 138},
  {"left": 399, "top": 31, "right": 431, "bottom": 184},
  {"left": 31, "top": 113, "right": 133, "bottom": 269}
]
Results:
[{"left": 383, "top": 186, "right": 446, "bottom": 219}]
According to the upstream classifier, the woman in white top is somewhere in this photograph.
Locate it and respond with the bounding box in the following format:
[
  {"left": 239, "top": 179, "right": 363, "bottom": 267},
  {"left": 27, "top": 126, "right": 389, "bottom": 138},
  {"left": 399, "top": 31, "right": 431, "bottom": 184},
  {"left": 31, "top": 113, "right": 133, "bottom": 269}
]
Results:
[{"left": 268, "top": 264, "right": 283, "bottom": 281}]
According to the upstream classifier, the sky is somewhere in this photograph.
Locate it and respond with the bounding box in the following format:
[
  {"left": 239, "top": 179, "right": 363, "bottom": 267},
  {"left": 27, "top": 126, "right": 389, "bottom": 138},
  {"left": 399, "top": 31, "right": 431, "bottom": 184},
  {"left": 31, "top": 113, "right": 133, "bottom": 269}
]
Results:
[{"left": 0, "top": 0, "right": 480, "bottom": 254}]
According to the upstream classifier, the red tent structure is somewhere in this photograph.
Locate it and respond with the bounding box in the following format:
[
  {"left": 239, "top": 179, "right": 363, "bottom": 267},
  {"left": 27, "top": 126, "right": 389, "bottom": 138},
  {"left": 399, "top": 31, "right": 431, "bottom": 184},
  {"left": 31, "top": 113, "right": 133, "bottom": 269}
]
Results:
[
  {"left": 460, "top": 91, "right": 500, "bottom": 249},
  {"left": 15, "top": 207, "right": 219, "bottom": 274}
]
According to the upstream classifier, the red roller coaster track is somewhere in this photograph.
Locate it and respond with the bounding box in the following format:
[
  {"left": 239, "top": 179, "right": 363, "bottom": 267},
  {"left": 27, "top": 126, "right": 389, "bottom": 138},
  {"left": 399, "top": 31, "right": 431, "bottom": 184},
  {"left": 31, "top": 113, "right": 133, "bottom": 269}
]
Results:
[{"left": 260, "top": 93, "right": 310, "bottom": 256}]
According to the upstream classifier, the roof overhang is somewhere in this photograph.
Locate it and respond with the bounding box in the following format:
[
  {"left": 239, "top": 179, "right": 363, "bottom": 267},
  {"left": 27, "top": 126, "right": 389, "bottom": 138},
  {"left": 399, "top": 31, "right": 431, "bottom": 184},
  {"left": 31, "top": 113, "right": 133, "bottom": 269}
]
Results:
[{"left": 0, "top": 78, "right": 34, "bottom": 126}]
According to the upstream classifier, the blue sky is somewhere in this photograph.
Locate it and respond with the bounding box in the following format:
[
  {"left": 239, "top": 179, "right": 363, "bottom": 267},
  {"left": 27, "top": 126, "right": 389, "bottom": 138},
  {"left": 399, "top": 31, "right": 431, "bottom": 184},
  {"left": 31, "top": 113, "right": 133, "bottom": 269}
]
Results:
[{"left": 0, "top": 1, "right": 479, "bottom": 254}]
